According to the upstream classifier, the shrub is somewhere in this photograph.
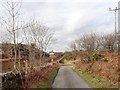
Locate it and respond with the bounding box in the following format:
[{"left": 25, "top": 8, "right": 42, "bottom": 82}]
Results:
[
  {"left": 59, "top": 59, "right": 65, "bottom": 64},
  {"left": 102, "top": 57, "right": 109, "bottom": 62},
  {"left": 63, "top": 52, "right": 75, "bottom": 61},
  {"left": 2, "top": 72, "right": 23, "bottom": 89},
  {"left": 79, "top": 52, "right": 91, "bottom": 63},
  {"left": 92, "top": 53, "right": 104, "bottom": 61}
]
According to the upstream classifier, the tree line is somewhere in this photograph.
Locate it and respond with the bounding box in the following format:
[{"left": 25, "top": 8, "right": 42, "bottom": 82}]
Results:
[
  {"left": 70, "top": 33, "right": 117, "bottom": 52},
  {"left": 0, "top": 1, "right": 54, "bottom": 74}
]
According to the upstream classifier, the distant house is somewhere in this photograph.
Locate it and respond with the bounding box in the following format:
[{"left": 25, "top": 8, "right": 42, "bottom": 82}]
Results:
[
  {"left": 49, "top": 51, "right": 55, "bottom": 62},
  {"left": 49, "top": 51, "right": 54, "bottom": 55}
]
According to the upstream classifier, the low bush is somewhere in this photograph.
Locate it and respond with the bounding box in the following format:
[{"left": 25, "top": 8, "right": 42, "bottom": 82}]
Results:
[
  {"left": 91, "top": 53, "right": 104, "bottom": 61},
  {"left": 79, "top": 52, "right": 91, "bottom": 63},
  {"left": 2, "top": 63, "right": 60, "bottom": 89},
  {"left": 22, "top": 63, "right": 59, "bottom": 88},
  {"left": 2, "top": 72, "right": 23, "bottom": 89},
  {"left": 102, "top": 57, "right": 109, "bottom": 62},
  {"left": 59, "top": 59, "right": 65, "bottom": 64},
  {"left": 63, "top": 52, "right": 75, "bottom": 61}
]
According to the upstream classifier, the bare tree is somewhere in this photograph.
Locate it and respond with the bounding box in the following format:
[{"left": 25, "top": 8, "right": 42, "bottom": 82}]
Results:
[
  {"left": 0, "top": 1, "right": 29, "bottom": 73},
  {"left": 27, "top": 20, "right": 54, "bottom": 67},
  {"left": 69, "top": 41, "right": 77, "bottom": 60},
  {"left": 70, "top": 41, "right": 77, "bottom": 51},
  {"left": 74, "top": 32, "right": 116, "bottom": 52},
  {"left": 23, "top": 26, "right": 36, "bottom": 70},
  {"left": 76, "top": 33, "right": 97, "bottom": 52},
  {"left": 75, "top": 39, "right": 82, "bottom": 51},
  {"left": 100, "top": 34, "right": 116, "bottom": 52}
]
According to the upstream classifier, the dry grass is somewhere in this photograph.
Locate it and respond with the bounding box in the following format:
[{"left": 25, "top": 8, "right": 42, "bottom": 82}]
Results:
[{"left": 74, "top": 52, "right": 119, "bottom": 88}]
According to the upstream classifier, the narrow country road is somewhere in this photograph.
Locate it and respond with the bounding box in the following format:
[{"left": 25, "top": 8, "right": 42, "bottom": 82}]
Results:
[{"left": 52, "top": 66, "right": 92, "bottom": 88}]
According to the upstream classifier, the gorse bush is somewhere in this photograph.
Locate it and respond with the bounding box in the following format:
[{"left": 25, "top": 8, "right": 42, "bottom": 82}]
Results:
[
  {"left": 92, "top": 53, "right": 104, "bottom": 61},
  {"left": 63, "top": 52, "right": 75, "bottom": 61},
  {"left": 102, "top": 57, "right": 109, "bottom": 62},
  {"left": 59, "top": 59, "right": 65, "bottom": 64}
]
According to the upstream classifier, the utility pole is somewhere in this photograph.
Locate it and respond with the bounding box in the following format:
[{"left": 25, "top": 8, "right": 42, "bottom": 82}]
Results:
[
  {"left": 118, "top": 1, "right": 120, "bottom": 88},
  {"left": 109, "top": 7, "right": 120, "bottom": 51}
]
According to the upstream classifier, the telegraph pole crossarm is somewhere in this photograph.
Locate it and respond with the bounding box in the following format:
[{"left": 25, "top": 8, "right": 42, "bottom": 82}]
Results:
[{"left": 109, "top": 7, "right": 120, "bottom": 34}]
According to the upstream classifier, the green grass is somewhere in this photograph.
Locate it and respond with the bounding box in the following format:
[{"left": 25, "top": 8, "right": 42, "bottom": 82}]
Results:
[
  {"left": 37, "top": 69, "right": 58, "bottom": 90},
  {"left": 73, "top": 67, "right": 118, "bottom": 88}
]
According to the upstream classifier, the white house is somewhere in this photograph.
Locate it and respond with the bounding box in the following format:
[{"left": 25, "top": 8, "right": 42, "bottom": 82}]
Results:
[{"left": 49, "top": 51, "right": 55, "bottom": 62}]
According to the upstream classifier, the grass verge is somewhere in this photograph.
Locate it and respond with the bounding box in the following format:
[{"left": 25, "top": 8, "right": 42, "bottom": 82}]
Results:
[
  {"left": 37, "top": 69, "right": 58, "bottom": 89},
  {"left": 73, "top": 67, "right": 118, "bottom": 88}
]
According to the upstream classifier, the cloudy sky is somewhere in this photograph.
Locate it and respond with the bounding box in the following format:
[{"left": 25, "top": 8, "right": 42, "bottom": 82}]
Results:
[{"left": 0, "top": 0, "right": 120, "bottom": 52}]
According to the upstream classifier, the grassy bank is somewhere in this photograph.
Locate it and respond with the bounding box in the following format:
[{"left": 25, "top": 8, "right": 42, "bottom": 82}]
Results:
[
  {"left": 37, "top": 69, "right": 58, "bottom": 89},
  {"left": 73, "top": 67, "right": 118, "bottom": 88}
]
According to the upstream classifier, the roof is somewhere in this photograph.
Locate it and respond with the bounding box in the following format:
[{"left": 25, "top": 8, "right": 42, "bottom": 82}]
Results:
[{"left": 49, "top": 50, "right": 55, "bottom": 55}]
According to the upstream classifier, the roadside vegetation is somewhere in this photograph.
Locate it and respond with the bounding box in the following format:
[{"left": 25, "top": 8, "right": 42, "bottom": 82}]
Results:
[
  {"left": 61, "top": 52, "right": 75, "bottom": 64},
  {"left": 0, "top": 1, "right": 60, "bottom": 89},
  {"left": 22, "top": 63, "right": 59, "bottom": 88},
  {"left": 1, "top": 1, "right": 120, "bottom": 89},
  {"left": 73, "top": 67, "right": 118, "bottom": 88},
  {"left": 68, "top": 32, "right": 119, "bottom": 88},
  {"left": 37, "top": 69, "right": 58, "bottom": 89}
]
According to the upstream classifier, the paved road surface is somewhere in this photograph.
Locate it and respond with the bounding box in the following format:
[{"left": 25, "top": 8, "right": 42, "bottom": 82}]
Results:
[{"left": 52, "top": 66, "right": 92, "bottom": 88}]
